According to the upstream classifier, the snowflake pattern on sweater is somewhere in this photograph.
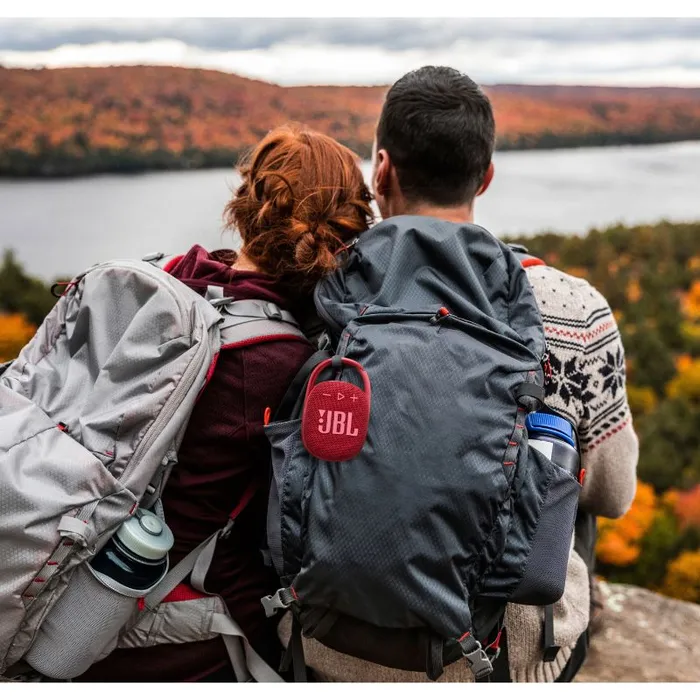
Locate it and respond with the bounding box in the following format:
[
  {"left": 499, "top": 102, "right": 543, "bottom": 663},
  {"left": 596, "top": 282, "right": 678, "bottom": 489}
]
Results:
[{"left": 525, "top": 265, "right": 633, "bottom": 454}]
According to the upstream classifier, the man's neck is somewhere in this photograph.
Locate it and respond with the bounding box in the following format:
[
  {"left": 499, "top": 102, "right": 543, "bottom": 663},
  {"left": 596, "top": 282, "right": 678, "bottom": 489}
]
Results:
[{"left": 400, "top": 202, "right": 474, "bottom": 225}]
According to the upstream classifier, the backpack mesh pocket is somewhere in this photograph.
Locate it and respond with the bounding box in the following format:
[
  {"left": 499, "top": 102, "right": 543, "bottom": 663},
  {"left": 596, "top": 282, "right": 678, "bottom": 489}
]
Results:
[
  {"left": 510, "top": 450, "right": 580, "bottom": 605},
  {"left": 25, "top": 564, "right": 138, "bottom": 679}
]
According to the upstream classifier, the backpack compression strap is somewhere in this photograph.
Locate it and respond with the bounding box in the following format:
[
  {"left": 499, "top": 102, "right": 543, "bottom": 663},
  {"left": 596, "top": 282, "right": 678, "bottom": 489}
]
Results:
[
  {"left": 141, "top": 525, "right": 284, "bottom": 683},
  {"left": 217, "top": 299, "right": 306, "bottom": 348}
]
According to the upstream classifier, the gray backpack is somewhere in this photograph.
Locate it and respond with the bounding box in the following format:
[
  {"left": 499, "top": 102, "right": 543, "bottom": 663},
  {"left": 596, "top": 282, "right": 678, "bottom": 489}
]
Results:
[
  {"left": 0, "top": 254, "right": 302, "bottom": 682},
  {"left": 261, "top": 217, "right": 582, "bottom": 681}
]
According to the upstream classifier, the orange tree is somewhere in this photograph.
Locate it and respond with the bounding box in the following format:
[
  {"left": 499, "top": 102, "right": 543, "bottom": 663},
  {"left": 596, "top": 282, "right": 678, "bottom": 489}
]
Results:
[
  {"left": 660, "top": 550, "right": 700, "bottom": 603},
  {"left": 596, "top": 481, "right": 700, "bottom": 594},
  {"left": 596, "top": 481, "right": 657, "bottom": 568},
  {"left": 0, "top": 313, "right": 35, "bottom": 362}
]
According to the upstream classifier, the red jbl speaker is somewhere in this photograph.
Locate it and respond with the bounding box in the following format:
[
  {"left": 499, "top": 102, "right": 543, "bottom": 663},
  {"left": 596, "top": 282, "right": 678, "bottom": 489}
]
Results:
[{"left": 301, "top": 357, "right": 371, "bottom": 462}]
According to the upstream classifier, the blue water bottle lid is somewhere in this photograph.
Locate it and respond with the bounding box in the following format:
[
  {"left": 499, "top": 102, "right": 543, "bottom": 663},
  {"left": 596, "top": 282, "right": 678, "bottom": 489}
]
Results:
[{"left": 525, "top": 412, "right": 576, "bottom": 448}]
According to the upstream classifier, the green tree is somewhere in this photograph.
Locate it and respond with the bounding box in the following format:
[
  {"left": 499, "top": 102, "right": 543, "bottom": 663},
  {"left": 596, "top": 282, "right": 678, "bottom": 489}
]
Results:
[
  {"left": 0, "top": 250, "right": 56, "bottom": 327},
  {"left": 637, "top": 397, "right": 700, "bottom": 491}
]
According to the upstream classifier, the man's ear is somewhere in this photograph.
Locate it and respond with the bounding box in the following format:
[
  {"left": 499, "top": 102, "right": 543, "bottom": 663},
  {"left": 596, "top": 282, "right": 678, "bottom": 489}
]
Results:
[
  {"left": 373, "top": 148, "right": 392, "bottom": 198},
  {"left": 475, "top": 162, "right": 495, "bottom": 197}
]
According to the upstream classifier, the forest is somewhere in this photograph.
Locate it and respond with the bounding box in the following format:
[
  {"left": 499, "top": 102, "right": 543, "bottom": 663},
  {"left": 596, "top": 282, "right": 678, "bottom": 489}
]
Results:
[
  {"left": 1, "top": 220, "right": 699, "bottom": 604},
  {"left": 2, "top": 66, "right": 700, "bottom": 176},
  {"left": 504, "top": 222, "right": 700, "bottom": 604}
]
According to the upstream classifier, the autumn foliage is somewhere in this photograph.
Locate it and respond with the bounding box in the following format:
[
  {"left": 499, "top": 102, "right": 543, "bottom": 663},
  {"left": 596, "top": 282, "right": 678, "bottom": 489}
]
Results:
[
  {"left": 2, "top": 66, "right": 700, "bottom": 176},
  {"left": 597, "top": 482, "right": 657, "bottom": 567},
  {"left": 667, "top": 485, "right": 700, "bottom": 531},
  {"left": 595, "top": 481, "right": 700, "bottom": 603},
  {"left": 506, "top": 222, "right": 700, "bottom": 604},
  {"left": 661, "top": 550, "right": 700, "bottom": 603},
  {"left": 0, "top": 313, "right": 35, "bottom": 362}
]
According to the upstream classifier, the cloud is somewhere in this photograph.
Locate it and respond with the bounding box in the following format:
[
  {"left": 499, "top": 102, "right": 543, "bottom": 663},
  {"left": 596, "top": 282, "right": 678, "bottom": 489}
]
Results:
[
  {"left": 1, "top": 18, "right": 700, "bottom": 53},
  {"left": 1, "top": 18, "right": 700, "bottom": 86}
]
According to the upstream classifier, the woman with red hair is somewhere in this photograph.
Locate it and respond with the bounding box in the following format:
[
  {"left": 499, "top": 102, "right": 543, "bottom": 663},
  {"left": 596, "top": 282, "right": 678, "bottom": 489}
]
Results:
[{"left": 78, "top": 124, "right": 373, "bottom": 682}]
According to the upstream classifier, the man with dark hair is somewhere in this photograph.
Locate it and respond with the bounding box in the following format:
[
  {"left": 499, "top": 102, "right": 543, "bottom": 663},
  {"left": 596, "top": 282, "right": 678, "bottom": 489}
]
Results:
[
  {"left": 374, "top": 66, "right": 496, "bottom": 209},
  {"left": 281, "top": 66, "right": 638, "bottom": 682}
]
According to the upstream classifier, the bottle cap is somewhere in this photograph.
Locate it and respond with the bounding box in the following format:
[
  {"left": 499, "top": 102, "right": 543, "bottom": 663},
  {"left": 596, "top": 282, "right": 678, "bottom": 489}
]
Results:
[
  {"left": 525, "top": 412, "right": 576, "bottom": 448},
  {"left": 115, "top": 509, "right": 174, "bottom": 561}
]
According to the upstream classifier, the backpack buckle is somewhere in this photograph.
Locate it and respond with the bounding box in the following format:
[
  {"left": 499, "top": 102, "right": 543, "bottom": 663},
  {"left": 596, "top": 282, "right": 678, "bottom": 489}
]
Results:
[
  {"left": 459, "top": 636, "right": 493, "bottom": 679},
  {"left": 261, "top": 587, "right": 296, "bottom": 618},
  {"left": 317, "top": 331, "right": 332, "bottom": 352},
  {"left": 211, "top": 296, "right": 237, "bottom": 310},
  {"left": 263, "top": 303, "right": 283, "bottom": 322},
  {"left": 464, "top": 646, "right": 493, "bottom": 679}
]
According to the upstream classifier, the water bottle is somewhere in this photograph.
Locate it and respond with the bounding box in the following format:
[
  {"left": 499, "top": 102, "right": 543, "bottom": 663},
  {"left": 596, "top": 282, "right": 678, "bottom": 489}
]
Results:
[
  {"left": 89, "top": 508, "right": 174, "bottom": 594},
  {"left": 525, "top": 412, "right": 581, "bottom": 482},
  {"left": 26, "top": 509, "right": 174, "bottom": 679}
]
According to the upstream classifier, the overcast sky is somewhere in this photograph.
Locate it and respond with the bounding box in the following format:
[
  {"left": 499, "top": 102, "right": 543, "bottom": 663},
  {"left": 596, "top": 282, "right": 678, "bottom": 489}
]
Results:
[{"left": 2, "top": 18, "right": 700, "bottom": 86}]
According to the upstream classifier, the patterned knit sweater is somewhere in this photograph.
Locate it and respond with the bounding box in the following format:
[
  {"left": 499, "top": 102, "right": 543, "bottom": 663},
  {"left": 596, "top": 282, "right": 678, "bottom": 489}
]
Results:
[{"left": 279, "top": 264, "right": 639, "bottom": 683}]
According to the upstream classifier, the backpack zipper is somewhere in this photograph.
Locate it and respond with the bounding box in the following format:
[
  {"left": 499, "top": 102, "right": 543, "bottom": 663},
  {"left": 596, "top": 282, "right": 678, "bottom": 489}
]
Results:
[
  {"left": 89, "top": 261, "right": 218, "bottom": 485},
  {"left": 348, "top": 309, "right": 542, "bottom": 366}
]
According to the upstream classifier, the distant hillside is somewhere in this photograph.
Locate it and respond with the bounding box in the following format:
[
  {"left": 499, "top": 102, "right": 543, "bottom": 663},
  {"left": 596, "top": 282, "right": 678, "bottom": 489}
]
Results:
[{"left": 2, "top": 66, "right": 700, "bottom": 176}]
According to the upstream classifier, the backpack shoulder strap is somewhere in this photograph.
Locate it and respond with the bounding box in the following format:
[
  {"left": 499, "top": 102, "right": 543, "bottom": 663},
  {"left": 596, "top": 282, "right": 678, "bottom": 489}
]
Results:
[
  {"left": 143, "top": 253, "right": 307, "bottom": 348},
  {"left": 218, "top": 299, "right": 306, "bottom": 349},
  {"left": 508, "top": 244, "right": 546, "bottom": 269}
]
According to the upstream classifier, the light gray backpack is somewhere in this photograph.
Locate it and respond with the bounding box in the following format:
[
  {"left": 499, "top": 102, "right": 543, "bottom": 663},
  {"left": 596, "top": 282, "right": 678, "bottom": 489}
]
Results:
[{"left": 0, "top": 255, "right": 301, "bottom": 682}]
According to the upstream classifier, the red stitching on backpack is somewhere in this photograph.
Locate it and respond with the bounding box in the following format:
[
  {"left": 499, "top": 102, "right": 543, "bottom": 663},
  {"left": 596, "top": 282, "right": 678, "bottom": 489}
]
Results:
[
  {"left": 34, "top": 578, "right": 45, "bottom": 583},
  {"left": 290, "top": 586, "right": 299, "bottom": 601},
  {"left": 47, "top": 561, "right": 58, "bottom": 566},
  {"left": 503, "top": 461, "right": 515, "bottom": 466},
  {"left": 509, "top": 441, "right": 517, "bottom": 446},
  {"left": 63, "top": 540, "right": 74, "bottom": 547},
  {"left": 129, "top": 502, "right": 138, "bottom": 515},
  {"left": 458, "top": 631, "right": 471, "bottom": 642}
]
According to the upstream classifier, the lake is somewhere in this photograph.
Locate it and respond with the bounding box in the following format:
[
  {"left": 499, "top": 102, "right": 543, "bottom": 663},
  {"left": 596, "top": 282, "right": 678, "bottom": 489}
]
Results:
[{"left": 1, "top": 140, "right": 700, "bottom": 281}]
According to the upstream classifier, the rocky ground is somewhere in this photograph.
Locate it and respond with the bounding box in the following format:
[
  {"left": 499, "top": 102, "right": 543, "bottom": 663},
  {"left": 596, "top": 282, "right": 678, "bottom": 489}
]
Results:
[{"left": 576, "top": 582, "right": 700, "bottom": 682}]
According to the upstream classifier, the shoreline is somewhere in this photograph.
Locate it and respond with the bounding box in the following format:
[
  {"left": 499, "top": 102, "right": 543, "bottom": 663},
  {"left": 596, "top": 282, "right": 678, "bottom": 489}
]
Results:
[{"left": 2, "top": 135, "right": 700, "bottom": 180}]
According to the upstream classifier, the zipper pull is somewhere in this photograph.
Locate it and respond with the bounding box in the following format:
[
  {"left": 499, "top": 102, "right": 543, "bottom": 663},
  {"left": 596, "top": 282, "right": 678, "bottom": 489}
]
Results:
[{"left": 430, "top": 307, "right": 450, "bottom": 324}]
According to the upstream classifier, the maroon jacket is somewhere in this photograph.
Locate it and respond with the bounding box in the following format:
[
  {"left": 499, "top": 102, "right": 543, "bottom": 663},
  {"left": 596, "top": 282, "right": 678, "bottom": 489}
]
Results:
[{"left": 78, "top": 245, "right": 314, "bottom": 682}]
